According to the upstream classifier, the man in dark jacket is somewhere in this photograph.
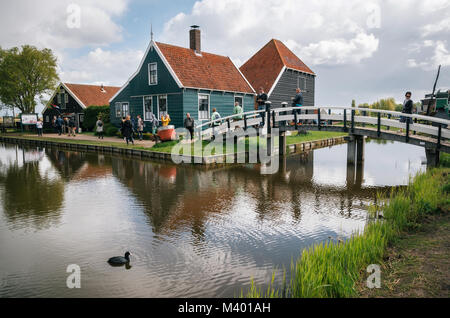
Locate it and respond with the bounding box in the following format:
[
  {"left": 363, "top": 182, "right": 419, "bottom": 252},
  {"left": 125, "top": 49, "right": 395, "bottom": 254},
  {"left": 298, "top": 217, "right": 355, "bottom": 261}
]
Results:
[
  {"left": 400, "top": 91, "right": 413, "bottom": 124},
  {"left": 122, "top": 115, "right": 134, "bottom": 145},
  {"left": 292, "top": 88, "right": 304, "bottom": 125},
  {"left": 56, "top": 116, "right": 63, "bottom": 135},
  {"left": 256, "top": 87, "right": 268, "bottom": 127},
  {"left": 184, "top": 113, "right": 195, "bottom": 141}
]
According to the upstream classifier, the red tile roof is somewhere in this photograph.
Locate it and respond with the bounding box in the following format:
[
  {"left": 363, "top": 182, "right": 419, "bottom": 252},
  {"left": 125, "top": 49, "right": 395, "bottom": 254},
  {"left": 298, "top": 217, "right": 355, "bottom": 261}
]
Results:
[
  {"left": 64, "top": 83, "right": 121, "bottom": 107},
  {"left": 240, "top": 39, "right": 315, "bottom": 94},
  {"left": 155, "top": 42, "right": 254, "bottom": 94}
]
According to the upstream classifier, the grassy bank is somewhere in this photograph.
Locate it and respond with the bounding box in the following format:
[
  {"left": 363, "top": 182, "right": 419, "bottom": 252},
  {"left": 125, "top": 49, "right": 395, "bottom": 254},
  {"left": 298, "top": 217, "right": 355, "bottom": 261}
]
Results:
[
  {"left": 243, "top": 154, "right": 450, "bottom": 298},
  {"left": 152, "top": 131, "right": 348, "bottom": 154}
]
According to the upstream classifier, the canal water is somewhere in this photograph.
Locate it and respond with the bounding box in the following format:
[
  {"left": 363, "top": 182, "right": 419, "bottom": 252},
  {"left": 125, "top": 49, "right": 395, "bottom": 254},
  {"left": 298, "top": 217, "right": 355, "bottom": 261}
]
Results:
[{"left": 0, "top": 140, "right": 426, "bottom": 297}]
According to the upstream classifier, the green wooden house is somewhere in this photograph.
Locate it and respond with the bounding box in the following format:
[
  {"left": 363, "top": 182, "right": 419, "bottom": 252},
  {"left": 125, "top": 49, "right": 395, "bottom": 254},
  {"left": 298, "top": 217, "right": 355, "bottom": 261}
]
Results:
[{"left": 109, "top": 26, "right": 256, "bottom": 130}]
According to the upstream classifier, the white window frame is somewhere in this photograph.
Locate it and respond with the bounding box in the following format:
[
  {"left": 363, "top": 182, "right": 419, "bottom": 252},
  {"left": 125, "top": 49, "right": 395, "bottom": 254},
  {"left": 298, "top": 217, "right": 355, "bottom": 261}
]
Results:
[
  {"left": 143, "top": 96, "right": 154, "bottom": 121},
  {"left": 297, "top": 76, "right": 307, "bottom": 90},
  {"left": 115, "top": 102, "right": 122, "bottom": 118},
  {"left": 121, "top": 102, "right": 130, "bottom": 117},
  {"left": 234, "top": 95, "right": 244, "bottom": 112},
  {"left": 157, "top": 95, "right": 168, "bottom": 120},
  {"left": 198, "top": 94, "right": 210, "bottom": 120},
  {"left": 148, "top": 62, "right": 158, "bottom": 86}
]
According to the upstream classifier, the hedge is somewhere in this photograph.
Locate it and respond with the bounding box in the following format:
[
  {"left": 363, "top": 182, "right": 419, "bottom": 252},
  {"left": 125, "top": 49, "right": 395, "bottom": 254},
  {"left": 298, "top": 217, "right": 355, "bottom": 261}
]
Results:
[{"left": 82, "top": 105, "right": 110, "bottom": 132}]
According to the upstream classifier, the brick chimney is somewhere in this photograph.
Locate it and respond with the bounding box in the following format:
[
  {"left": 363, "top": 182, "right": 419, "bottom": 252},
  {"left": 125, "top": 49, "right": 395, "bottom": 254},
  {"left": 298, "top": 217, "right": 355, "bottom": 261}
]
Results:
[{"left": 190, "top": 25, "right": 201, "bottom": 53}]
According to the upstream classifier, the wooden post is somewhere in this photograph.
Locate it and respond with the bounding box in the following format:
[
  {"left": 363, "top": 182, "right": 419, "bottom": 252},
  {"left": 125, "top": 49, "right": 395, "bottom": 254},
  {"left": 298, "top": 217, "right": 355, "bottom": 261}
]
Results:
[
  {"left": 318, "top": 108, "right": 321, "bottom": 130},
  {"left": 343, "top": 109, "right": 348, "bottom": 132},
  {"left": 351, "top": 109, "right": 355, "bottom": 133},
  {"left": 377, "top": 113, "right": 381, "bottom": 137}
]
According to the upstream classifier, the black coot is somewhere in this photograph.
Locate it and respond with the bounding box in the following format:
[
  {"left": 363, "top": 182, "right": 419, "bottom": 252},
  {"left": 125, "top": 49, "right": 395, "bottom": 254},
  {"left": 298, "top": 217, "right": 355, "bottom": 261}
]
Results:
[{"left": 108, "top": 252, "right": 132, "bottom": 266}]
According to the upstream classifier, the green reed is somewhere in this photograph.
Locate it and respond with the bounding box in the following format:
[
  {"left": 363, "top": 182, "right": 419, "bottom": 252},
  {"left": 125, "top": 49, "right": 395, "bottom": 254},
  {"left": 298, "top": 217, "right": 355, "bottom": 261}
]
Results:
[{"left": 243, "top": 167, "right": 449, "bottom": 298}]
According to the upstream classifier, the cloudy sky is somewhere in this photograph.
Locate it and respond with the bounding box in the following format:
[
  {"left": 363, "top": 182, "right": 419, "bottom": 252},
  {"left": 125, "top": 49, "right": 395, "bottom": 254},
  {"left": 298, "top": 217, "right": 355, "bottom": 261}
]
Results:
[{"left": 1, "top": 0, "right": 449, "bottom": 114}]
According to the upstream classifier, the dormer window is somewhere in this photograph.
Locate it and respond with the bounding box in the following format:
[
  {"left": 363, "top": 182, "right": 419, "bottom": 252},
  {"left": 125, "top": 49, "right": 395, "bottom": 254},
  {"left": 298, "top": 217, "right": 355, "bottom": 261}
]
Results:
[{"left": 148, "top": 63, "right": 157, "bottom": 85}]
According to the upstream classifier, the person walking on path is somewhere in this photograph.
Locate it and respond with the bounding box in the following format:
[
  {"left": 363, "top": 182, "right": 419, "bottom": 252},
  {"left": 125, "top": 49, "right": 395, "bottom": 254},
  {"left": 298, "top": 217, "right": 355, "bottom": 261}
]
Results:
[
  {"left": 122, "top": 115, "right": 134, "bottom": 145},
  {"left": 233, "top": 101, "right": 243, "bottom": 121},
  {"left": 184, "top": 113, "right": 195, "bottom": 141},
  {"left": 68, "top": 117, "right": 76, "bottom": 137},
  {"left": 148, "top": 112, "right": 158, "bottom": 135},
  {"left": 36, "top": 118, "right": 43, "bottom": 136},
  {"left": 292, "top": 88, "right": 304, "bottom": 126},
  {"left": 96, "top": 117, "right": 104, "bottom": 139},
  {"left": 256, "top": 87, "right": 268, "bottom": 127},
  {"left": 210, "top": 108, "right": 221, "bottom": 138},
  {"left": 56, "top": 116, "right": 63, "bottom": 136},
  {"left": 400, "top": 91, "right": 414, "bottom": 125},
  {"left": 137, "top": 115, "right": 144, "bottom": 141}
]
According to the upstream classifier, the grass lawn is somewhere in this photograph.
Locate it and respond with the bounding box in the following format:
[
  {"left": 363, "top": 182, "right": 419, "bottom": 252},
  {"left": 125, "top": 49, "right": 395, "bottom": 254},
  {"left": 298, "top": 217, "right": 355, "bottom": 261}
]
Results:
[{"left": 152, "top": 130, "right": 348, "bottom": 155}]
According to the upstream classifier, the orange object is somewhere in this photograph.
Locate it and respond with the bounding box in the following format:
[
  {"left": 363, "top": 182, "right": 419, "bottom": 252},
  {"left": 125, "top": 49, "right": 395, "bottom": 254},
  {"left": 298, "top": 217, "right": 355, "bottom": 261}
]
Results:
[{"left": 157, "top": 125, "right": 176, "bottom": 141}]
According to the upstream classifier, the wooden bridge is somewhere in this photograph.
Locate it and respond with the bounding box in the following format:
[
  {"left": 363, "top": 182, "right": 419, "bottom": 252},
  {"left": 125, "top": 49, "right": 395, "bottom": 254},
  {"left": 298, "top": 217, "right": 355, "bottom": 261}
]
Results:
[{"left": 195, "top": 103, "right": 450, "bottom": 166}]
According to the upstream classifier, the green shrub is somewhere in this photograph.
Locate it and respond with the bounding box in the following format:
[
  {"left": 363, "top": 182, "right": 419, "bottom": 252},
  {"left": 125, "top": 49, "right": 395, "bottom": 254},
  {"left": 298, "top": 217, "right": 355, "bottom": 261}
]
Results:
[
  {"left": 82, "top": 105, "right": 110, "bottom": 132},
  {"left": 103, "top": 123, "right": 118, "bottom": 137}
]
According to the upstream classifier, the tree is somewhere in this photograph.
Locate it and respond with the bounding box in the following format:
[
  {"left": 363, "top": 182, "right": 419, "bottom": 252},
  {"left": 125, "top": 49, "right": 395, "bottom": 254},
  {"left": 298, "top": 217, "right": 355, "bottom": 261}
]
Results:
[{"left": 0, "top": 45, "right": 59, "bottom": 114}]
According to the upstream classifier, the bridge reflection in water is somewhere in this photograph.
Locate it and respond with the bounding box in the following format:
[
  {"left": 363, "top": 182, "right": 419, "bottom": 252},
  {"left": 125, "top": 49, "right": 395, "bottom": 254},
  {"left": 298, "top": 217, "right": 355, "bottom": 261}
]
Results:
[{"left": 0, "top": 140, "right": 425, "bottom": 297}]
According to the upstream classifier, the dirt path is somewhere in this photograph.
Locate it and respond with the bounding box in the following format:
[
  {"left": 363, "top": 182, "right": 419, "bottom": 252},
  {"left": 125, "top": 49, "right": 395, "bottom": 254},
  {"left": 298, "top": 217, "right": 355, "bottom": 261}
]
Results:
[
  {"left": 359, "top": 213, "right": 450, "bottom": 298},
  {"left": 25, "top": 133, "right": 156, "bottom": 148}
]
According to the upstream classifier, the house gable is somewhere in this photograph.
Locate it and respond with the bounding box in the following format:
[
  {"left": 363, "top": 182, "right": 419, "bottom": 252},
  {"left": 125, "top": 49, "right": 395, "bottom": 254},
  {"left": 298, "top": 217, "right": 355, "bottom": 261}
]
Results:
[{"left": 240, "top": 39, "right": 315, "bottom": 99}]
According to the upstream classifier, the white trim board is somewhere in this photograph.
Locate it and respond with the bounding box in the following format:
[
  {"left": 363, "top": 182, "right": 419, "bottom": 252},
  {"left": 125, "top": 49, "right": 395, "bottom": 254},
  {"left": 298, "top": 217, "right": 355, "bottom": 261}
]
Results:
[
  {"left": 42, "top": 82, "right": 87, "bottom": 114},
  {"left": 109, "top": 41, "right": 183, "bottom": 103}
]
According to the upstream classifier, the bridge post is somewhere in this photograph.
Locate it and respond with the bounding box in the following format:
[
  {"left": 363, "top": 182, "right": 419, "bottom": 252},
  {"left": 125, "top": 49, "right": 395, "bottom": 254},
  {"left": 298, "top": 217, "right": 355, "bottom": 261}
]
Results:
[
  {"left": 425, "top": 148, "right": 440, "bottom": 167},
  {"left": 346, "top": 135, "right": 356, "bottom": 165},
  {"left": 356, "top": 135, "right": 365, "bottom": 164},
  {"left": 279, "top": 131, "right": 286, "bottom": 156}
]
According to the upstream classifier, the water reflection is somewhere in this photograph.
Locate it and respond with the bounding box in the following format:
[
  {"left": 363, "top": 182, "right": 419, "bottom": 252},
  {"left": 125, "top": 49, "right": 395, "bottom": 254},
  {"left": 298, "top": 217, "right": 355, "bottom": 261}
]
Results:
[{"left": 0, "top": 140, "right": 426, "bottom": 297}]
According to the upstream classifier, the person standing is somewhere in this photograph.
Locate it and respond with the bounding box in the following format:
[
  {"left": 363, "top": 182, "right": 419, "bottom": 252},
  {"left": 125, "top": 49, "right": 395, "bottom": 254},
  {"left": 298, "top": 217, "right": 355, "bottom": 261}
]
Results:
[
  {"left": 211, "top": 108, "right": 221, "bottom": 137},
  {"left": 122, "top": 115, "right": 134, "bottom": 145},
  {"left": 233, "top": 101, "right": 243, "bottom": 121},
  {"left": 184, "top": 113, "right": 195, "bottom": 141},
  {"left": 148, "top": 112, "right": 158, "bottom": 135},
  {"left": 292, "top": 88, "right": 304, "bottom": 125},
  {"left": 36, "top": 118, "right": 43, "bottom": 136},
  {"left": 96, "top": 117, "right": 104, "bottom": 139},
  {"left": 68, "top": 117, "right": 76, "bottom": 137},
  {"left": 256, "top": 87, "right": 268, "bottom": 127},
  {"left": 137, "top": 115, "right": 144, "bottom": 141},
  {"left": 56, "top": 116, "right": 63, "bottom": 135},
  {"left": 400, "top": 91, "right": 414, "bottom": 124}
]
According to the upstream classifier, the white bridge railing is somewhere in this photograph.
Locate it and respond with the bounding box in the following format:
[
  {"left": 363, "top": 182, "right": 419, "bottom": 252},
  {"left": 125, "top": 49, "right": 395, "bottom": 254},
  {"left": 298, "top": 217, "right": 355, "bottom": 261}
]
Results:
[{"left": 195, "top": 106, "right": 450, "bottom": 148}]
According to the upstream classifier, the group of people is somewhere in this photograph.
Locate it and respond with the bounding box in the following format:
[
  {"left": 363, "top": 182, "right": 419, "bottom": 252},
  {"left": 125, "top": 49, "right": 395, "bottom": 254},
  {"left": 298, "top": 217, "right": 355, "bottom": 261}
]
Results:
[
  {"left": 51, "top": 115, "right": 77, "bottom": 137},
  {"left": 117, "top": 113, "right": 161, "bottom": 145}
]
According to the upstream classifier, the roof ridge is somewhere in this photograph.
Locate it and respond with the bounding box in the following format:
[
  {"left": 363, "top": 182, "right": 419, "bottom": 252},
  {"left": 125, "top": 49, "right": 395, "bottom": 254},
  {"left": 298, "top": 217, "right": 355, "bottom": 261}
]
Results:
[
  {"left": 155, "top": 41, "right": 231, "bottom": 60},
  {"left": 271, "top": 39, "right": 286, "bottom": 67}
]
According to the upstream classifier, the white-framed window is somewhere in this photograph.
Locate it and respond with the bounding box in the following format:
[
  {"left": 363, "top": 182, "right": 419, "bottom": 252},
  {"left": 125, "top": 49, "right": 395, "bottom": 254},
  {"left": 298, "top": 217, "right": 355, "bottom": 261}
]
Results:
[
  {"left": 61, "top": 94, "right": 67, "bottom": 109},
  {"left": 158, "top": 95, "right": 168, "bottom": 119},
  {"left": 143, "top": 96, "right": 153, "bottom": 121},
  {"left": 297, "top": 76, "right": 307, "bottom": 90},
  {"left": 45, "top": 115, "right": 49, "bottom": 123},
  {"left": 198, "top": 94, "right": 210, "bottom": 120},
  {"left": 115, "top": 102, "right": 122, "bottom": 118},
  {"left": 57, "top": 94, "right": 61, "bottom": 104},
  {"left": 121, "top": 102, "right": 130, "bottom": 117},
  {"left": 234, "top": 96, "right": 244, "bottom": 111},
  {"left": 148, "top": 63, "right": 158, "bottom": 85},
  {"left": 65, "top": 93, "right": 69, "bottom": 104}
]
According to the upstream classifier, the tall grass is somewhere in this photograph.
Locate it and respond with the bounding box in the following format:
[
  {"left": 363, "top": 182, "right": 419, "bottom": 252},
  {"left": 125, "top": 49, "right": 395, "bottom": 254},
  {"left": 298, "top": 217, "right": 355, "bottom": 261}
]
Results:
[{"left": 243, "top": 167, "right": 449, "bottom": 298}]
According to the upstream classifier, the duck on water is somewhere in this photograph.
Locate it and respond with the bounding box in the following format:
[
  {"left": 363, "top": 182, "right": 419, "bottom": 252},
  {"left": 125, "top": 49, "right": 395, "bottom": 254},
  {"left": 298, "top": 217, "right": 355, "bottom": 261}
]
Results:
[{"left": 108, "top": 252, "right": 132, "bottom": 266}]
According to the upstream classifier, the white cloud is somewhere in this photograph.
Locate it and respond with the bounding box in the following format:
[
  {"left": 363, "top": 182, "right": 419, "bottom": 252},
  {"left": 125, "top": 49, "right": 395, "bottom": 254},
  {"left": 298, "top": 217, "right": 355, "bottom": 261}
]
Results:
[
  {"left": 161, "top": 0, "right": 383, "bottom": 67},
  {"left": 422, "top": 17, "right": 450, "bottom": 37},
  {"left": 0, "top": 0, "right": 128, "bottom": 50},
  {"left": 60, "top": 48, "right": 144, "bottom": 86},
  {"left": 407, "top": 41, "right": 450, "bottom": 70},
  {"left": 288, "top": 33, "right": 379, "bottom": 65}
]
